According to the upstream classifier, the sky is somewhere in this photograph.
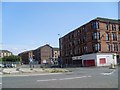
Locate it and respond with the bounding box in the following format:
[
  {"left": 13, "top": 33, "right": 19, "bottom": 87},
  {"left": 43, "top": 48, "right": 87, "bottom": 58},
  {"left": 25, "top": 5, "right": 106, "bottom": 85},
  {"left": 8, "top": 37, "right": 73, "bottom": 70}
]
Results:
[{"left": 1, "top": 2, "right": 118, "bottom": 55}]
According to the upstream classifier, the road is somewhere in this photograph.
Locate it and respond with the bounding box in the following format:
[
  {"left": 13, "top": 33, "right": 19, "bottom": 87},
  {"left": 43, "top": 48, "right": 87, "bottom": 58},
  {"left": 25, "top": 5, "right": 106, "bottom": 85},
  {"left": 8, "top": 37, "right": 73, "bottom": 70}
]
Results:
[{"left": 2, "top": 67, "right": 119, "bottom": 88}]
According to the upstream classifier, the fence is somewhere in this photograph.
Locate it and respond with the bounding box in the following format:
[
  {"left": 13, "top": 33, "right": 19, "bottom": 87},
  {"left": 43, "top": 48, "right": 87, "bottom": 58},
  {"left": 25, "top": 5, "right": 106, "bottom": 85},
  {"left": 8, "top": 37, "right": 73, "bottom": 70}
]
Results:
[{"left": 0, "top": 61, "right": 21, "bottom": 64}]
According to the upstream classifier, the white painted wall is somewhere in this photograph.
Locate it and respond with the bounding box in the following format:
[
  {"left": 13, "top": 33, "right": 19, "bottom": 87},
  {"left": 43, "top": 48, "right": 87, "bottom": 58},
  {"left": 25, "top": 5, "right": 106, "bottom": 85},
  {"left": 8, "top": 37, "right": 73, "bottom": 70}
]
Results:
[
  {"left": 81, "top": 53, "right": 117, "bottom": 67},
  {"left": 82, "top": 53, "right": 97, "bottom": 66},
  {"left": 96, "top": 53, "right": 117, "bottom": 66}
]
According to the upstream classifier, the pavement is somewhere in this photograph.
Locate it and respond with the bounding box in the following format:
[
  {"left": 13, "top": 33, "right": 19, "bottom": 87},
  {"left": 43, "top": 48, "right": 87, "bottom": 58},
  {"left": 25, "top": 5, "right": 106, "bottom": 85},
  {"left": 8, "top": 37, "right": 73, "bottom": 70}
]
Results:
[{"left": 1, "top": 67, "right": 69, "bottom": 76}]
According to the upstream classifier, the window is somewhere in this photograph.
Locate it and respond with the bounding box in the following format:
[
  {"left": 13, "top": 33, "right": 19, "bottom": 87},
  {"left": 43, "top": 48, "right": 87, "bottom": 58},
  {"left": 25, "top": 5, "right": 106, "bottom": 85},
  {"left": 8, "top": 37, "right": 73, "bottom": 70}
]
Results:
[
  {"left": 74, "top": 49, "right": 76, "bottom": 55},
  {"left": 97, "top": 43, "right": 101, "bottom": 51},
  {"left": 100, "top": 58, "right": 106, "bottom": 64},
  {"left": 1, "top": 52, "right": 3, "bottom": 57},
  {"left": 80, "top": 29, "right": 82, "bottom": 33},
  {"left": 4, "top": 53, "right": 6, "bottom": 56},
  {"left": 92, "top": 33, "right": 97, "bottom": 40},
  {"left": 84, "top": 27, "right": 87, "bottom": 32},
  {"left": 84, "top": 46, "right": 88, "bottom": 53},
  {"left": 118, "top": 34, "right": 120, "bottom": 40},
  {"left": 83, "top": 36, "right": 86, "bottom": 43},
  {"left": 93, "top": 43, "right": 101, "bottom": 51},
  {"left": 112, "top": 24, "right": 116, "bottom": 31},
  {"left": 105, "top": 23, "right": 109, "bottom": 30},
  {"left": 82, "top": 26, "right": 85, "bottom": 31},
  {"left": 107, "top": 44, "right": 111, "bottom": 51},
  {"left": 96, "top": 22, "right": 99, "bottom": 29},
  {"left": 106, "top": 33, "right": 109, "bottom": 40},
  {"left": 97, "top": 32, "right": 100, "bottom": 40},
  {"left": 92, "top": 32, "right": 100, "bottom": 40},
  {"left": 113, "top": 43, "right": 118, "bottom": 51},
  {"left": 8, "top": 53, "right": 11, "bottom": 56},
  {"left": 119, "top": 26, "right": 120, "bottom": 31},
  {"left": 77, "top": 30, "right": 80, "bottom": 36},
  {"left": 70, "top": 50, "right": 72, "bottom": 55},
  {"left": 91, "top": 22, "right": 99, "bottom": 29},
  {"left": 111, "top": 33, "right": 117, "bottom": 41},
  {"left": 91, "top": 22, "right": 94, "bottom": 29},
  {"left": 6, "top": 53, "right": 9, "bottom": 56},
  {"left": 74, "top": 31, "right": 78, "bottom": 38}
]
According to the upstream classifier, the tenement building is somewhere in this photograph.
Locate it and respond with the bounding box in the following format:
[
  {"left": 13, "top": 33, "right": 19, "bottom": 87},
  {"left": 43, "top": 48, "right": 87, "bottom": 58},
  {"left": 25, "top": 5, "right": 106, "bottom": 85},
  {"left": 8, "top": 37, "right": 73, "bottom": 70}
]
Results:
[
  {"left": 18, "top": 44, "right": 60, "bottom": 64},
  {"left": 18, "top": 50, "right": 34, "bottom": 64},
  {"left": 59, "top": 17, "right": 120, "bottom": 67},
  {"left": 33, "top": 44, "right": 53, "bottom": 64},
  {"left": 0, "top": 50, "right": 13, "bottom": 58}
]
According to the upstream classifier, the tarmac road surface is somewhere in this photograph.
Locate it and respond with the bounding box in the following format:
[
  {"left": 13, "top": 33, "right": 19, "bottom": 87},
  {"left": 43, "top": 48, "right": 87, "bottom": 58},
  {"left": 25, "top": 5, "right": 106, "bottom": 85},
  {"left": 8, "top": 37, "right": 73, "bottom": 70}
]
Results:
[{"left": 2, "top": 67, "right": 118, "bottom": 88}]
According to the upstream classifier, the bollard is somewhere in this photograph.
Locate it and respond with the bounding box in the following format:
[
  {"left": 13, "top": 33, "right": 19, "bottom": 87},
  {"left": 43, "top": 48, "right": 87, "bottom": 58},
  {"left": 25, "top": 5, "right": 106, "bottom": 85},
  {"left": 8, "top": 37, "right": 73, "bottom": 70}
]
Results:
[{"left": 110, "top": 64, "right": 115, "bottom": 69}]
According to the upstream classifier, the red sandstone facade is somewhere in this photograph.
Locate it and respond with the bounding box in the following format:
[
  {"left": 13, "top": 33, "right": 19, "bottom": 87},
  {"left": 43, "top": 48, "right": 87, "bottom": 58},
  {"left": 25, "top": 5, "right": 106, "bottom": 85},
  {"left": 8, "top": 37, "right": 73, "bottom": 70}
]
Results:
[{"left": 59, "top": 17, "right": 120, "bottom": 67}]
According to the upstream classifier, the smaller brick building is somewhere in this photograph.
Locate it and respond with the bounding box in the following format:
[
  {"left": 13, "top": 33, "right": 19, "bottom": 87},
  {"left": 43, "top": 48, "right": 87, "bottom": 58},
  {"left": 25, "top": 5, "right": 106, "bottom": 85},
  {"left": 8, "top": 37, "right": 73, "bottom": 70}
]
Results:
[
  {"left": 18, "top": 44, "right": 60, "bottom": 65},
  {"left": 18, "top": 50, "right": 34, "bottom": 64},
  {"left": 35, "top": 44, "right": 53, "bottom": 64}
]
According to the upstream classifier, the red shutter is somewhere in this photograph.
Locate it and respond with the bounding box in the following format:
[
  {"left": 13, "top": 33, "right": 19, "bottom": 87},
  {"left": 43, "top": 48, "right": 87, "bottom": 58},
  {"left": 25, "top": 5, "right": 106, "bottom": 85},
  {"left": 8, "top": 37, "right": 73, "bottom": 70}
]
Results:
[
  {"left": 84, "top": 60, "right": 95, "bottom": 66},
  {"left": 100, "top": 58, "right": 106, "bottom": 64}
]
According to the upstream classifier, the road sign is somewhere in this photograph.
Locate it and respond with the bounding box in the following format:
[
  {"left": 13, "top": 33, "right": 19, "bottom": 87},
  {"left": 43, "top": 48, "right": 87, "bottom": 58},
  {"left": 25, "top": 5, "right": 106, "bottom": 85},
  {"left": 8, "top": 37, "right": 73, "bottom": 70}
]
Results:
[{"left": 43, "top": 60, "right": 47, "bottom": 64}]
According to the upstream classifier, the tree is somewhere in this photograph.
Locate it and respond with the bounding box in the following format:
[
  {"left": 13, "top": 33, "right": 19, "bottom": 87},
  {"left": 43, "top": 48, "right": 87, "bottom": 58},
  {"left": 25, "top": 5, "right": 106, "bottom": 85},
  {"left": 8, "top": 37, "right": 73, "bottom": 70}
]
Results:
[
  {"left": 2, "top": 55, "right": 22, "bottom": 62},
  {"left": 0, "top": 58, "right": 2, "bottom": 62}
]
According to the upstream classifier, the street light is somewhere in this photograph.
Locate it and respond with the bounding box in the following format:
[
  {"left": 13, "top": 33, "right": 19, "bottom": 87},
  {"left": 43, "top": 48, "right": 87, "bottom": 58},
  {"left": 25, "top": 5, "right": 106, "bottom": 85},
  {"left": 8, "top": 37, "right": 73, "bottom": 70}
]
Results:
[
  {"left": 58, "top": 34, "right": 63, "bottom": 68},
  {"left": 58, "top": 34, "right": 61, "bottom": 48}
]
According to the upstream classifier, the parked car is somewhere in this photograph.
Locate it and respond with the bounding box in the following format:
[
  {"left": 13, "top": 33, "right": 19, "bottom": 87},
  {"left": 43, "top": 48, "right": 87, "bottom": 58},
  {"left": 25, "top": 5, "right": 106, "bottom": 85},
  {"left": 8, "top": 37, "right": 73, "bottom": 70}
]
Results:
[
  {"left": 4, "top": 64, "right": 12, "bottom": 68},
  {"left": 0, "top": 64, "right": 4, "bottom": 68},
  {"left": 12, "top": 64, "right": 16, "bottom": 68},
  {"left": 4, "top": 64, "right": 16, "bottom": 68}
]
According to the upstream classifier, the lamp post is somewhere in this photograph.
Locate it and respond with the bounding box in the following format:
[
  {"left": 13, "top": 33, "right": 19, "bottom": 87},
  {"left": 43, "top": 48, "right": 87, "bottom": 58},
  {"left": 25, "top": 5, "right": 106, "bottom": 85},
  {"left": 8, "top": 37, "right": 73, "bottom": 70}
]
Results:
[{"left": 58, "top": 34, "right": 63, "bottom": 68}]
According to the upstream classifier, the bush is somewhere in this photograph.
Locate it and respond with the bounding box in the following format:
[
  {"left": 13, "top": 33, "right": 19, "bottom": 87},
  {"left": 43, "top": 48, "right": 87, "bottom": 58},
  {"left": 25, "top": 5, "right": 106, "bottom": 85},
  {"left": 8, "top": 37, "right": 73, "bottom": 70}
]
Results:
[{"left": 2, "top": 55, "right": 22, "bottom": 62}]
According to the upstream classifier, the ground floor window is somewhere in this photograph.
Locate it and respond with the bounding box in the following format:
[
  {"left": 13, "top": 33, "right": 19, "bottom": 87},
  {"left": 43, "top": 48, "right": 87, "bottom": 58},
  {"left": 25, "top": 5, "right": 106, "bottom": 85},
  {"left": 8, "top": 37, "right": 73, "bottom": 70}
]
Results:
[{"left": 99, "top": 58, "right": 106, "bottom": 64}]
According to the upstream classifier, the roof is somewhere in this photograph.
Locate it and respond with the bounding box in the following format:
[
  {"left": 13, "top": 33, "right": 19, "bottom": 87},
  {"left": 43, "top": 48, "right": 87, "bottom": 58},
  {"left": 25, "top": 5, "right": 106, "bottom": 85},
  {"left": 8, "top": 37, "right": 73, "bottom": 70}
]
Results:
[
  {"left": 53, "top": 48, "right": 59, "bottom": 51},
  {"left": 94, "top": 17, "right": 119, "bottom": 24},
  {"left": 0, "top": 50, "right": 12, "bottom": 53},
  {"left": 61, "top": 17, "right": 119, "bottom": 39},
  {"left": 18, "top": 50, "right": 33, "bottom": 54},
  {"left": 18, "top": 44, "right": 53, "bottom": 55},
  {"left": 37, "top": 44, "right": 53, "bottom": 50}
]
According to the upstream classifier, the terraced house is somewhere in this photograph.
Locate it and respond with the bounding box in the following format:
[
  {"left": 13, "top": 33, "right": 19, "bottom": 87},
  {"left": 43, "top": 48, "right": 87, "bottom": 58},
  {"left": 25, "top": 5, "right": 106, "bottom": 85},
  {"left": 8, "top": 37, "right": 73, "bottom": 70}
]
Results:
[{"left": 59, "top": 17, "right": 120, "bottom": 67}]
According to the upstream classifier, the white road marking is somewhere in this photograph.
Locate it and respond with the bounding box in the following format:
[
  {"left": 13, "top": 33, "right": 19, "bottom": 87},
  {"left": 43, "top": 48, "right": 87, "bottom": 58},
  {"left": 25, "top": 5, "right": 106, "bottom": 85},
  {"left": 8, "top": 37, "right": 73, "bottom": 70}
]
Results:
[
  {"left": 37, "top": 75, "right": 91, "bottom": 82},
  {"left": 87, "top": 75, "right": 92, "bottom": 77},
  {"left": 37, "top": 79, "right": 57, "bottom": 82},
  {"left": 59, "top": 76, "right": 87, "bottom": 80},
  {"left": 0, "top": 83, "right": 2, "bottom": 85},
  {"left": 101, "top": 70, "right": 116, "bottom": 76}
]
